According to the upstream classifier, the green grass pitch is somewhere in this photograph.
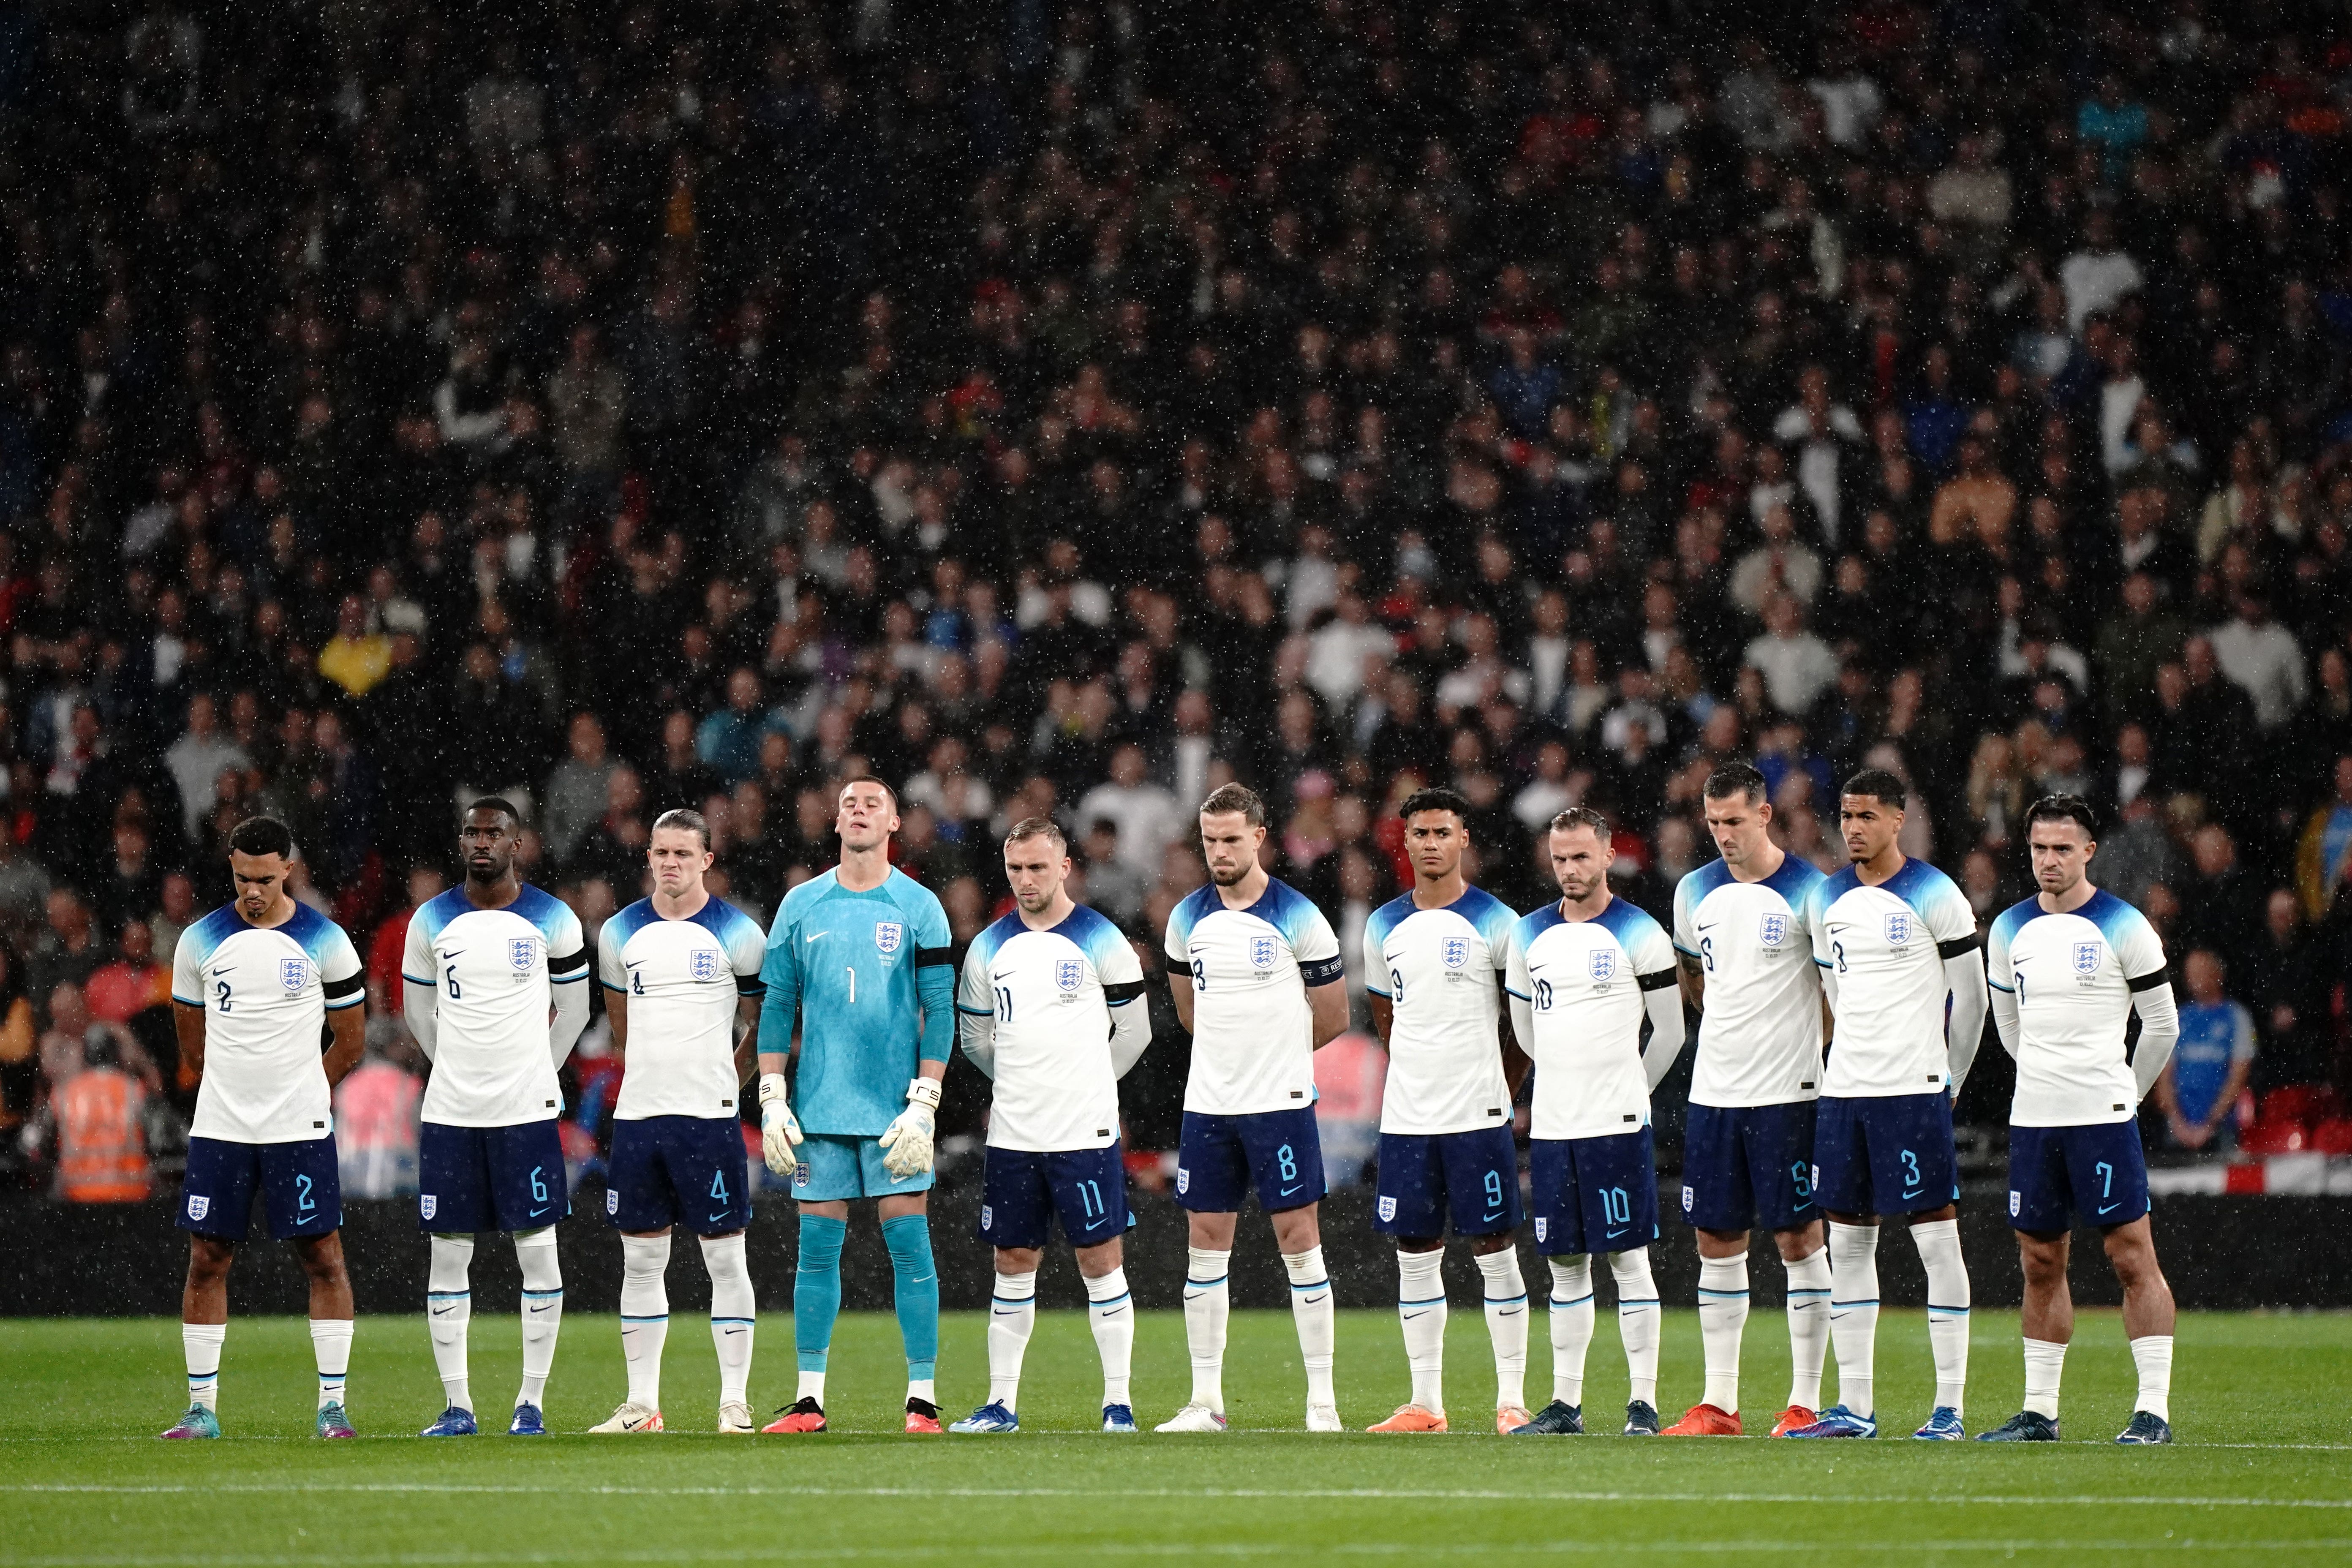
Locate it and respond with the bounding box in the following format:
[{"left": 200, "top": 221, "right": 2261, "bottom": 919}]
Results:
[{"left": 3, "top": 1309, "right": 2347, "bottom": 1565}]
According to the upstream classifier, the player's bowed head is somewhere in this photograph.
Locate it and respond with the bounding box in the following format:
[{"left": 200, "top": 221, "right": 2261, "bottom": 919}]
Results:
[
  {"left": 1546, "top": 805, "right": 1614, "bottom": 914},
  {"left": 1700, "top": 762, "right": 1775, "bottom": 870},
  {"left": 1196, "top": 781, "right": 1269, "bottom": 891},
  {"left": 647, "top": 808, "right": 715, "bottom": 912},
  {"left": 2025, "top": 794, "right": 2099, "bottom": 903},
  {"left": 1004, "top": 818, "right": 1075, "bottom": 923}
]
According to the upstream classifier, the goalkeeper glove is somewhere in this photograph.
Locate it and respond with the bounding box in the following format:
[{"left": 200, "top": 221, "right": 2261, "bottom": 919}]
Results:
[
  {"left": 877, "top": 1076, "right": 942, "bottom": 1179},
  {"left": 757, "top": 1073, "right": 804, "bottom": 1176}
]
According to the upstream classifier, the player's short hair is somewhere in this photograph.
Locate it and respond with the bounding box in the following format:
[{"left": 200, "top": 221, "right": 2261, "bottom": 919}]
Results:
[
  {"left": 1840, "top": 768, "right": 1908, "bottom": 810},
  {"left": 838, "top": 775, "right": 898, "bottom": 811},
  {"left": 1703, "top": 762, "right": 1768, "bottom": 805},
  {"left": 1199, "top": 782, "right": 1266, "bottom": 827},
  {"left": 1398, "top": 786, "right": 1473, "bottom": 828},
  {"left": 2025, "top": 794, "right": 2099, "bottom": 839},
  {"left": 1003, "top": 816, "right": 1067, "bottom": 855},
  {"left": 227, "top": 815, "right": 294, "bottom": 860},
  {"left": 651, "top": 808, "right": 710, "bottom": 849},
  {"left": 1548, "top": 806, "right": 1612, "bottom": 842},
  {"left": 466, "top": 796, "right": 523, "bottom": 829}
]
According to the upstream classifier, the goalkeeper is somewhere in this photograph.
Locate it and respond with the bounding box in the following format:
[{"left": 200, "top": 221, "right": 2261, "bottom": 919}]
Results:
[{"left": 754, "top": 777, "right": 956, "bottom": 1435}]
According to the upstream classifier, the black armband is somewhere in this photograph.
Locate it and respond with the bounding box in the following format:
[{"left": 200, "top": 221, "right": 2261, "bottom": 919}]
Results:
[
  {"left": 1936, "top": 933, "right": 1982, "bottom": 960},
  {"left": 322, "top": 971, "right": 365, "bottom": 1000},
  {"left": 2126, "top": 966, "right": 2172, "bottom": 993},
  {"left": 549, "top": 947, "right": 590, "bottom": 975},
  {"left": 1102, "top": 979, "right": 1147, "bottom": 1004},
  {"left": 1637, "top": 967, "right": 1679, "bottom": 992},
  {"left": 914, "top": 945, "right": 955, "bottom": 969}
]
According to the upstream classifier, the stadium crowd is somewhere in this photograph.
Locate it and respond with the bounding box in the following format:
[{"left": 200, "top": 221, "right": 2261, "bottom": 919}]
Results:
[{"left": 3, "top": 0, "right": 2352, "bottom": 1196}]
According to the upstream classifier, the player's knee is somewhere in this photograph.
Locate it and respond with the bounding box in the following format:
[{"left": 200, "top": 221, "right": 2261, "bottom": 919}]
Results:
[
  {"left": 1467, "top": 1232, "right": 1514, "bottom": 1257},
  {"left": 186, "top": 1238, "right": 235, "bottom": 1282},
  {"left": 994, "top": 1245, "right": 1044, "bottom": 1275}
]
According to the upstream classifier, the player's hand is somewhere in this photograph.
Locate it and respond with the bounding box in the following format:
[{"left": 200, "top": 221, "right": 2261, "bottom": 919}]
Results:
[
  {"left": 878, "top": 1076, "right": 942, "bottom": 1179},
  {"left": 758, "top": 1073, "right": 803, "bottom": 1176}
]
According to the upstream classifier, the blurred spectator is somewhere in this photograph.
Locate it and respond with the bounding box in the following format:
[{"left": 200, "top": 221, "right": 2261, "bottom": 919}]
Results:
[
  {"left": 1312, "top": 1027, "right": 1386, "bottom": 1189},
  {"left": 2293, "top": 756, "right": 2352, "bottom": 921},
  {"left": 334, "top": 1044, "right": 423, "bottom": 1198},
  {"left": 2160, "top": 950, "right": 2257, "bottom": 1154},
  {"left": 83, "top": 919, "right": 166, "bottom": 1026},
  {"left": 30, "top": 986, "right": 151, "bottom": 1202}
]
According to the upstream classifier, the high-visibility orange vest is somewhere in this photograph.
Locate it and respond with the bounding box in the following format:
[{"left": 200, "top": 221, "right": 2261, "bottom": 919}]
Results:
[{"left": 57, "top": 1068, "right": 150, "bottom": 1203}]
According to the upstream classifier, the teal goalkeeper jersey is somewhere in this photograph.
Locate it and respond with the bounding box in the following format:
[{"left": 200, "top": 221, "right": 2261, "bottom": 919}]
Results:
[{"left": 759, "top": 867, "right": 955, "bottom": 1136}]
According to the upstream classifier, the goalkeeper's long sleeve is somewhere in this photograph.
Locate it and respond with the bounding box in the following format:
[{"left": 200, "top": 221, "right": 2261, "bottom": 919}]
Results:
[
  {"left": 2129, "top": 982, "right": 2181, "bottom": 1102},
  {"left": 916, "top": 959, "right": 955, "bottom": 1065}
]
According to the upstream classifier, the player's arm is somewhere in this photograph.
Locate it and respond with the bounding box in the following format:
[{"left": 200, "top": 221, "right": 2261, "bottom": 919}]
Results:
[
  {"left": 547, "top": 909, "right": 591, "bottom": 1067},
  {"left": 1497, "top": 988, "right": 1531, "bottom": 1100},
  {"left": 1308, "top": 979, "right": 1348, "bottom": 1049},
  {"left": 955, "top": 943, "right": 997, "bottom": 1077},
  {"left": 733, "top": 994, "right": 760, "bottom": 1084},
  {"left": 879, "top": 920, "right": 956, "bottom": 1180},
  {"left": 754, "top": 915, "right": 804, "bottom": 1173},
  {"left": 1676, "top": 950, "right": 1705, "bottom": 1013},
  {"left": 400, "top": 912, "right": 439, "bottom": 1059},
  {"left": 1102, "top": 939, "right": 1152, "bottom": 1077},
  {"left": 321, "top": 932, "right": 367, "bottom": 1087},
  {"left": 1984, "top": 921, "right": 2018, "bottom": 1059},
  {"left": 1940, "top": 933, "right": 1988, "bottom": 1097},
  {"left": 1503, "top": 934, "right": 1536, "bottom": 1070},
  {"left": 597, "top": 915, "right": 629, "bottom": 1067},
  {"left": 172, "top": 1000, "right": 207, "bottom": 1082},
  {"left": 1639, "top": 966, "right": 1686, "bottom": 1091},
  {"left": 606, "top": 988, "right": 629, "bottom": 1065},
  {"left": 1366, "top": 990, "right": 1391, "bottom": 1045},
  {"left": 2127, "top": 973, "right": 2180, "bottom": 1102}
]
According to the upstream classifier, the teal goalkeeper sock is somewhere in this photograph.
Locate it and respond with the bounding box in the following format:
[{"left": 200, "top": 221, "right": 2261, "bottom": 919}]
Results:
[
  {"left": 880, "top": 1214, "right": 939, "bottom": 1382},
  {"left": 794, "top": 1215, "right": 847, "bottom": 1374}
]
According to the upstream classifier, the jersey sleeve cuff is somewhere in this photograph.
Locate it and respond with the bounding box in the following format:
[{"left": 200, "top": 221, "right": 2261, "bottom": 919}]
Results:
[
  {"left": 325, "top": 994, "right": 366, "bottom": 1010},
  {"left": 400, "top": 972, "right": 433, "bottom": 986},
  {"left": 955, "top": 1004, "right": 995, "bottom": 1016},
  {"left": 171, "top": 992, "right": 201, "bottom": 1007},
  {"left": 1986, "top": 977, "right": 2014, "bottom": 992},
  {"left": 1502, "top": 985, "right": 1530, "bottom": 1001}
]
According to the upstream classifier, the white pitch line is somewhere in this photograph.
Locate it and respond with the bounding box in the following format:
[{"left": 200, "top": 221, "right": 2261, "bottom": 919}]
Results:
[{"left": 3, "top": 1482, "right": 2346, "bottom": 1510}]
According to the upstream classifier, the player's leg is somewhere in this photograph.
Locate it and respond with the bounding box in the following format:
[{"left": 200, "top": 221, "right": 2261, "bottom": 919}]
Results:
[
  {"left": 1669, "top": 1104, "right": 1749, "bottom": 1435},
  {"left": 1905, "top": 1094, "right": 1971, "bottom": 1438},
  {"left": 165, "top": 1136, "right": 249, "bottom": 1438},
  {"left": 290, "top": 1232, "right": 356, "bottom": 1437},
  {"left": 687, "top": 1119, "right": 758, "bottom": 1433},
  {"left": 1599, "top": 1127, "right": 1664, "bottom": 1432},
  {"left": 774, "top": 1135, "right": 856, "bottom": 1430},
  {"left": 1757, "top": 1098, "right": 1830, "bottom": 1433},
  {"left": 496, "top": 1122, "right": 570, "bottom": 1433},
  {"left": 866, "top": 1135, "right": 942, "bottom": 1421},
  {"left": 1368, "top": 1132, "right": 1449, "bottom": 1432},
  {"left": 1797, "top": 1096, "right": 1882, "bottom": 1437},
  {"left": 269, "top": 1135, "right": 355, "bottom": 1437},
  {"left": 1268, "top": 1202, "right": 1337, "bottom": 1429},
  {"left": 1519, "top": 1138, "right": 1590, "bottom": 1435},
  {"left": 1447, "top": 1126, "right": 1529, "bottom": 1432},
  {"left": 1981, "top": 1124, "right": 2074, "bottom": 1441},
  {"left": 597, "top": 1119, "right": 670, "bottom": 1431},
  {"left": 1256, "top": 1109, "right": 1336, "bottom": 1429},
  {"left": 1159, "top": 1111, "right": 1242, "bottom": 1429},
  {"left": 2088, "top": 1120, "right": 2172, "bottom": 1442},
  {"left": 416, "top": 1123, "right": 485, "bottom": 1435},
  {"left": 961, "top": 1148, "right": 1045, "bottom": 1431},
  {"left": 1077, "top": 1233, "right": 1135, "bottom": 1431}
]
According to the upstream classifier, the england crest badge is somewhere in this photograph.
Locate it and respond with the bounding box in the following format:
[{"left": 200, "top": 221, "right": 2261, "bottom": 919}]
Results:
[
  {"left": 280, "top": 957, "right": 310, "bottom": 993},
  {"left": 1055, "top": 959, "right": 1083, "bottom": 993},
  {"left": 1758, "top": 911, "right": 1789, "bottom": 947},
  {"left": 875, "top": 920, "right": 904, "bottom": 956},
  {"left": 1377, "top": 1195, "right": 1398, "bottom": 1222},
  {"left": 1884, "top": 910, "right": 1912, "bottom": 946},
  {"left": 509, "top": 936, "right": 537, "bottom": 972},
  {"left": 1248, "top": 934, "right": 1278, "bottom": 970},
  {"left": 1588, "top": 948, "right": 1618, "bottom": 983},
  {"left": 2073, "top": 942, "right": 2102, "bottom": 975},
  {"left": 606, "top": 1190, "right": 620, "bottom": 1215},
  {"left": 186, "top": 1195, "right": 210, "bottom": 1222},
  {"left": 690, "top": 948, "right": 722, "bottom": 983},
  {"left": 420, "top": 1194, "right": 438, "bottom": 1221},
  {"left": 1441, "top": 936, "right": 1470, "bottom": 969}
]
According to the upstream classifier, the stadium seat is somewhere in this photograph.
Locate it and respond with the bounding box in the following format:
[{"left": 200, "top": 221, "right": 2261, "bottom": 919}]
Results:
[
  {"left": 2259, "top": 1086, "right": 2339, "bottom": 1132},
  {"left": 2309, "top": 1117, "right": 2352, "bottom": 1157},
  {"left": 2237, "top": 1119, "right": 2309, "bottom": 1156}
]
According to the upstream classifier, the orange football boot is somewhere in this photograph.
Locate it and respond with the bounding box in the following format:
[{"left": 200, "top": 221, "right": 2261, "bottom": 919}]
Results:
[
  {"left": 1769, "top": 1405, "right": 1818, "bottom": 1437},
  {"left": 1495, "top": 1405, "right": 1534, "bottom": 1435},
  {"left": 904, "top": 1398, "right": 942, "bottom": 1434},
  {"left": 761, "top": 1397, "right": 828, "bottom": 1434},
  {"left": 1661, "top": 1402, "right": 1742, "bottom": 1436},
  {"left": 1367, "top": 1404, "right": 1449, "bottom": 1433}
]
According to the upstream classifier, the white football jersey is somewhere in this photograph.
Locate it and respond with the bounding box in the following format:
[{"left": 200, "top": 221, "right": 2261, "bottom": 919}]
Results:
[
  {"left": 598, "top": 895, "right": 767, "bottom": 1121},
  {"left": 1987, "top": 888, "right": 2169, "bottom": 1127},
  {"left": 172, "top": 903, "right": 364, "bottom": 1143},
  {"left": 1365, "top": 885, "right": 1520, "bottom": 1135},
  {"left": 1505, "top": 896, "right": 1679, "bottom": 1141},
  {"left": 1672, "top": 852, "right": 1828, "bottom": 1107},
  {"left": 1165, "top": 878, "right": 1343, "bottom": 1116},
  {"left": 1806, "top": 858, "right": 1981, "bottom": 1097},
  {"left": 403, "top": 884, "right": 589, "bottom": 1127},
  {"left": 958, "top": 904, "right": 1148, "bottom": 1151}
]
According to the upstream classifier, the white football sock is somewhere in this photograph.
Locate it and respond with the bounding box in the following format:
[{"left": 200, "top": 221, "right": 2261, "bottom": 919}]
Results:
[
  {"left": 1397, "top": 1248, "right": 1448, "bottom": 1415},
  {"left": 1696, "top": 1253, "right": 1748, "bottom": 1414},
  {"left": 988, "top": 1269, "right": 1037, "bottom": 1412},
  {"left": 1827, "top": 1221, "right": 1880, "bottom": 1417},
  {"left": 1912, "top": 1217, "right": 1970, "bottom": 1414},
  {"left": 310, "top": 1319, "right": 353, "bottom": 1411},
  {"left": 1086, "top": 1266, "right": 1135, "bottom": 1409},
  {"left": 427, "top": 1234, "right": 474, "bottom": 1412},
  {"left": 1282, "top": 1247, "right": 1336, "bottom": 1409},
  {"left": 796, "top": 1369, "right": 826, "bottom": 1405},
  {"left": 1183, "top": 1247, "right": 1230, "bottom": 1413},
  {"left": 2023, "top": 1337, "right": 2067, "bottom": 1419},
  {"left": 514, "top": 1226, "right": 563, "bottom": 1409},
  {"left": 619, "top": 1233, "right": 670, "bottom": 1410},
  {"left": 1783, "top": 1244, "right": 1832, "bottom": 1411},
  {"left": 2129, "top": 1335, "right": 2173, "bottom": 1422},
  {"left": 183, "top": 1321, "right": 224, "bottom": 1412},
  {"left": 1610, "top": 1249, "right": 1661, "bottom": 1408},
  {"left": 1546, "top": 1256, "right": 1594, "bottom": 1407},
  {"left": 1477, "top": 1248, "right": 1529, "bottom": 1410},
  {"left": 701, "top": 1233, "right": 756, "bottom": 1409}
]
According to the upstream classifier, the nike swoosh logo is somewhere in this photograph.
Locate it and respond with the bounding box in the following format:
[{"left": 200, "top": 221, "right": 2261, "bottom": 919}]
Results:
[
  {"left": 431, "top": 1306, "right": 457, "bottom": 1316},
  {"left": 529, "top": 1206, "right": 550, "bottom": 1218},
  {"left": 1902, "top": 1189, "right": 1924, "bottom": 1200},
  {"left": 1497, "top": 1307, "right": 1524, "bottom": 1318},
  {"left": 1279, "top": 1184, "right": 1304, "bottom": 1197},
  {"left": 1300, "top": 1293, "right": 1329, "bottom": 1307},
  {"left": 708, "top": 1212, "right": 729, "bottom": 1224},
  {"left": 993, "top": 1308, "right": 1026, "bottom": 1316},
  {"left": 1099, "top": 1305, "right": 1128, "bottom": 1318},
  {"left": 805, "top": 932, "right": 829, "bottom": 944},
  {"left": 724, "top": 1328, "right": 746, "bottom": 1337},
  {"left": 1085, "top": 1218, "right": 1108, "bottom": 1230},
  {"left": 438, "top": 950, "right": 464, "bottom": 960},
  {"left": 529, "top": 1304, "right": 555, "bottom": 1315},
  {"left": 1605, "top": 1228, "right": 1629, "bottom": 1240},
  {"left": 210, "top": 965, "right": 237, "bottom": 976},
  {"left": 1401, "top": 1310, "right": 1433, "bottom": 1321},
  {"left": 1831, "top": 1311, "right": 1859, "bottom": 1321},
  {"left": 1483, "top": 1209, "right": 1504, "bottom": 1221},
  {"left": 2012, "top": 955, "right": 2032, "bottom": 964},
  {"left": 2098, "top": 1202, "right": 2121, "bottom": 1215},
  {"left": 1696, "top": 921, "right": 1718, "bottom": 931}
]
